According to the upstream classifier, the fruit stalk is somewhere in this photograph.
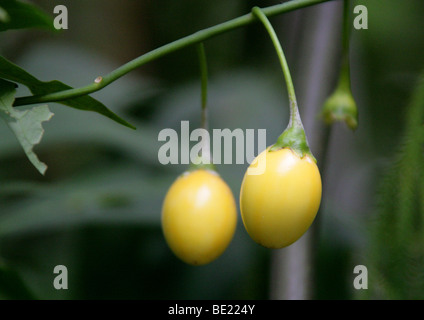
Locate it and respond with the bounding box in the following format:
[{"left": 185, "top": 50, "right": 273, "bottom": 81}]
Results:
[
  {"left": 251, "top": 6, "right": 315, "bottom": 161},
  {"left": 197, "top": 43, "right": 209, "bottom": 132},
  {"left": 190, "top": 42, "right": 214, "bottom": 171}
]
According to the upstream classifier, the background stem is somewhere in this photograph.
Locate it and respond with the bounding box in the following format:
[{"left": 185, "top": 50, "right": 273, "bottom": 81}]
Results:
[{"left": 338, "top": 0, "right": 352, "bottom": 92}]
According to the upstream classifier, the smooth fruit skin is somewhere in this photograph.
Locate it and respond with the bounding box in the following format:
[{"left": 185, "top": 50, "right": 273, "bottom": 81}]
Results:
[
  {"left": 240, "top": 148, "right": 322, "bottom": 249},
  {"left": 162, "top": 169, "right": 237, "bottom": 265}
]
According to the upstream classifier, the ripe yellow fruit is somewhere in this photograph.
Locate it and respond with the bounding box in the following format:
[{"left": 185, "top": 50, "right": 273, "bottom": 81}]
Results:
[
  {"left": 240, "top": 147, "right": 322, "bottom": 248},
  {"left": 162, "top": 169, "right": 237, "bottom": 265}
]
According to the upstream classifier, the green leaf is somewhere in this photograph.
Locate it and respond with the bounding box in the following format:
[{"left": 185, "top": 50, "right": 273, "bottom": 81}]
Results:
[
  {"left": 0, "top": 0, "right": 54, "bottom": 32},
  {"left": 0, "top": 55, "right": 135, "bottom": 129},
  {"left": 0, "top": 79, "right": 53, "bottom": 175}
]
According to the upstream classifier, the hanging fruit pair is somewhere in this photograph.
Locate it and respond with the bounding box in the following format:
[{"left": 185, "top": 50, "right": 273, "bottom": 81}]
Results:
[{"left": 162, "top": 6, "right": 331, "bottom": 265}]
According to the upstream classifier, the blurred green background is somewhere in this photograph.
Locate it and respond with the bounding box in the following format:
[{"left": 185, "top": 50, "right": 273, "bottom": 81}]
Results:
[{"left": 1, "top": 0, "right": 424, "bottom": 300}]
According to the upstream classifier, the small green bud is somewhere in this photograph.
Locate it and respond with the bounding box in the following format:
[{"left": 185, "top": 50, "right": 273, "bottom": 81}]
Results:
[{"left": 321, "top": 86, "right": 358, "bottom": 131}]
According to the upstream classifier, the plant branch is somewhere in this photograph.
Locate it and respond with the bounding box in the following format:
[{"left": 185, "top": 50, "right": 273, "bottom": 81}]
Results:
[{"left": 13, "top": 0, "right": 334, "bottom": 107}]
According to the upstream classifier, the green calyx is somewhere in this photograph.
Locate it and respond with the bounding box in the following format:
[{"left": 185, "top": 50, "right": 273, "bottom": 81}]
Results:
[
  {"left": 270, "top": 125, "right": 316, "bottom": 162},
  {"left": 321, "top": 63, "right": 358, "bottom": 131},
  {"left": 321, "top": 85, "right": 358, "bottom": 130},
  {"left": 188, "top": 155, "right": 216, "bottom": 172}
]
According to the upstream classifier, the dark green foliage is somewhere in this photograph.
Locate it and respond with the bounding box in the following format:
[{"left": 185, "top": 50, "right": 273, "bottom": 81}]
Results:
[
  {"left": 0, "top": 56, "right": 135, "bottom": 130},
  {"left": 0, "top": 262, "right": 36, "bottom": 299},
  {"left": 0, "top": 0, "right": 54, "bottom": 32},
  {"left": 367, "top": 74, "right": 424, "bottom": 299}
]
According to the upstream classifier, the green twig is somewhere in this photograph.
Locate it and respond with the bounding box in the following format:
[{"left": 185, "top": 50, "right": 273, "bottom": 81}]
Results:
[
  {"left": 13, "top": 0, "right": 333, "bottom": 107},
  {"left": 196, "top": 43, "right": 208, "bottom": 131}
]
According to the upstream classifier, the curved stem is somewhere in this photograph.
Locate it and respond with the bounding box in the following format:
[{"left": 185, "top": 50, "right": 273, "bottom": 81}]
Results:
[
  {"left": 252, "top": 6, "right": 313, "bottom": 160},
  {"left": 13, "top": 0, "right": 333, "bottom": 107},
  {"left": 251, "top": 6, "right": 302, "bottom": 129}
]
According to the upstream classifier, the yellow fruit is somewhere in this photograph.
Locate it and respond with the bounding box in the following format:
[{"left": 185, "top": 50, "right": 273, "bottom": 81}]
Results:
[
  {"left": 162, "top": 169, "right": 237, "bottom": 265},
  {"left": 240, "top": 147, "right": 322, "bottom": 248}
]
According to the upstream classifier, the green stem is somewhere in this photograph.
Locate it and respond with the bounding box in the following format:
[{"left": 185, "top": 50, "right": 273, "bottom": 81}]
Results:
[
  {"left": 252, "top": 6, "right": 314, "bottom": 160},
  {"left": 197, "top": 43, "right": 208, "bottom": 131},
  {"left": 13, "top": 0, "right": 333, "bottom": 107},
  {"left": 251, "top": 6, "right": 301, "bottom": 129},
  {"left": 338, "top": 0, "right": 352, "bottom": 92},
  {"left": 191, "top": 42, "right": 214, "bottom": 171}
]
